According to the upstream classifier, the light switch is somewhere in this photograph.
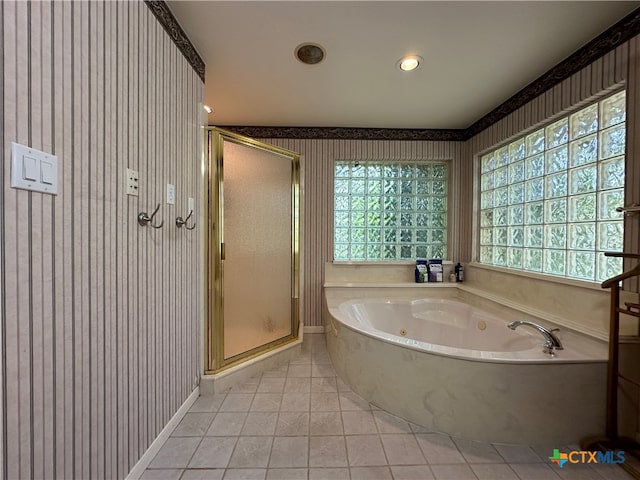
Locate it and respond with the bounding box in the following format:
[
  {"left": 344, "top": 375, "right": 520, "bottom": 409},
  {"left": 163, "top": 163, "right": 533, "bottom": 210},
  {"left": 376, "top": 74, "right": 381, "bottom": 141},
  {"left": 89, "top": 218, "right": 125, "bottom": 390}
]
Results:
[
  {"left": 23, "top": 155, "right": 39, "bottom": 181},
  {"left": 41, "top": 161, "right": 55, "bottom": 184},
  {"left": 11, "top": 142, "right": 58, "bottom": 195}
]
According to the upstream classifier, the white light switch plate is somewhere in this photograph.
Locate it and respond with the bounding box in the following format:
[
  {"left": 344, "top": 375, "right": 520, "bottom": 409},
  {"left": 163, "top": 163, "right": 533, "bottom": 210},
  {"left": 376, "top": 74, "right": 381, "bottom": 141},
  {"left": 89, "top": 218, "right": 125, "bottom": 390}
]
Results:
[
  {"left": 166, "top": 184, "right": 175, "bottom": 205},
  {"left": 11, "top": 142, "right": 58, "bottom": 195}
]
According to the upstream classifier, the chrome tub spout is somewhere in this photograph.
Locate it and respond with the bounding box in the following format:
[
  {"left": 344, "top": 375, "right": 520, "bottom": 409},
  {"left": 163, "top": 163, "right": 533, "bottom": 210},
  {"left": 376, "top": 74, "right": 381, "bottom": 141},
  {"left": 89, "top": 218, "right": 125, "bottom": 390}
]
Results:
[{"left": 507, "top": 320, "right": 563, "bottom": 355}]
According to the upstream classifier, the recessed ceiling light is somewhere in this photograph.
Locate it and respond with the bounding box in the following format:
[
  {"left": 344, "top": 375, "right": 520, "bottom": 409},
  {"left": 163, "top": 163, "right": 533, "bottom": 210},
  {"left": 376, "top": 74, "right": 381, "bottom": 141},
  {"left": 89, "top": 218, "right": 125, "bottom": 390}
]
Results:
[
  {"left": 295, "top": 43, "right": 326, "bottom": 65},
  {"left": 398, "top": 55, "right": 422, "bottom": 72}
]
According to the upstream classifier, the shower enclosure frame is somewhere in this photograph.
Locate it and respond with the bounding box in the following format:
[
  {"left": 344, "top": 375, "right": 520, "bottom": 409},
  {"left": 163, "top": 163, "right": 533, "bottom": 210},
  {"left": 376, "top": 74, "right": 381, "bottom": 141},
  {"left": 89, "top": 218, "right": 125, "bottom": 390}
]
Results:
[{"left": 205, "top": 127, "right": 300, "bottom": 374}]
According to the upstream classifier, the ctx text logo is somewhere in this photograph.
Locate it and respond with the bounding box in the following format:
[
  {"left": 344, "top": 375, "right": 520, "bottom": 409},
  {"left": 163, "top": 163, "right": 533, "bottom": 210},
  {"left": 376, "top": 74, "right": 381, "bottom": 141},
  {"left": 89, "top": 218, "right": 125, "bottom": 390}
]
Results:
[{"left": 549, "top": 448, "right": 626, "bottom": 468}]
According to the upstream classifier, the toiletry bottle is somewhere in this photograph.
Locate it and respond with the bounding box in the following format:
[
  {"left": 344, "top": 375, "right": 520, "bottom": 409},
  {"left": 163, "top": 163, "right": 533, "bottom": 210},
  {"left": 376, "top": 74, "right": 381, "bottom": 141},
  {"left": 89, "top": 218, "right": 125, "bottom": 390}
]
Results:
[{"left": 455, "top": 262, "right": 464, "bottom": 282}]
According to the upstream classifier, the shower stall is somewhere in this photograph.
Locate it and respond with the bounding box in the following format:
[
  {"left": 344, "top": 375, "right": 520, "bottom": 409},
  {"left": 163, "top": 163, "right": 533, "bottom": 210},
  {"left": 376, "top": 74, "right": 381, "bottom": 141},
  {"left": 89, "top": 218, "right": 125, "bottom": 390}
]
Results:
[{"left": 205, "top": 128, "right": 300, "bottom": 374}]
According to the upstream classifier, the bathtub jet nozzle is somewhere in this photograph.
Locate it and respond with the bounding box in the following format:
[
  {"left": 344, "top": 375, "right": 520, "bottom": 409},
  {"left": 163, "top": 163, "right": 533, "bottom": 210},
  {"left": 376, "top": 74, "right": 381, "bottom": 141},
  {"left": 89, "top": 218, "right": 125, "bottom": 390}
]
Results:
[{"left": 507, "top": 321, "right": 563, "bottom": 355}]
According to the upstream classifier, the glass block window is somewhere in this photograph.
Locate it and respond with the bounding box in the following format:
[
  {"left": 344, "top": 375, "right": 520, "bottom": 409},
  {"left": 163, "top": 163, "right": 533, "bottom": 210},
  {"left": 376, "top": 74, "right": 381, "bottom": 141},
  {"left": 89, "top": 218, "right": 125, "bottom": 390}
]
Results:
[
  {"left": 334, "top": 160, "right": 448, "bottom": 261},
  {"left": 479, "top": 90, "right": 626, "bottom": 282}
]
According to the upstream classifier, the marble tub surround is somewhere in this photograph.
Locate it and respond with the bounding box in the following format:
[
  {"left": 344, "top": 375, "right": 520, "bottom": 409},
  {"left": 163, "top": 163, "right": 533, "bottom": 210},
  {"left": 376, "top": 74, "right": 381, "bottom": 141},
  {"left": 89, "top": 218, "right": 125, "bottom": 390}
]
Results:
[
  {"left": 326, "top": 313, "right": 606, "bottom": 445},
  {"left": 463, "top": 263, "right": 640, "bottom": 339},
  {"left": 140, "top": 334, "right": 634, "bottom": 480},
  {"left": 324, "top": 287, "right": 608, "bottom": 445}
]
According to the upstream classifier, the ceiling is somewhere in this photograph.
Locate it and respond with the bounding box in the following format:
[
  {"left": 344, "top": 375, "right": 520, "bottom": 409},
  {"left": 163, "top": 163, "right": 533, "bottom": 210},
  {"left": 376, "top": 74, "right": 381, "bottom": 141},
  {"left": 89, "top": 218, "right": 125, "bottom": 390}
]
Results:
[{"left": 167, "top": 1, "right": 638, "bottom": 130}]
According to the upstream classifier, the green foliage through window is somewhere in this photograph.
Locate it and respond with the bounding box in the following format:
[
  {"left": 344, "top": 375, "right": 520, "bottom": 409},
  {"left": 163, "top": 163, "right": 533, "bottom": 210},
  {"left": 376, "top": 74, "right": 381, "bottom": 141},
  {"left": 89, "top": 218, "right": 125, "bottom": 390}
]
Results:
[
  {"left": 479, "top": 90, "right": 626, "bottom": 282},
  {"left": 334, "top": 160, "right": 448, "bottom": 261}
]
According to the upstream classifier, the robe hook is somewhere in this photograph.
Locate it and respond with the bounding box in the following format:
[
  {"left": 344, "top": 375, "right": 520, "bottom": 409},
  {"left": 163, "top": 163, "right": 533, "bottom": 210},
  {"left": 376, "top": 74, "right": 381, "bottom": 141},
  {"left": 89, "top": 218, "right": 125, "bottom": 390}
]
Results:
[
  {"left": 138, "top": 203, "right": 164, "bottom": 228},
  {"left": 176, "top": 210, "right": 196, "bottom": 230}
]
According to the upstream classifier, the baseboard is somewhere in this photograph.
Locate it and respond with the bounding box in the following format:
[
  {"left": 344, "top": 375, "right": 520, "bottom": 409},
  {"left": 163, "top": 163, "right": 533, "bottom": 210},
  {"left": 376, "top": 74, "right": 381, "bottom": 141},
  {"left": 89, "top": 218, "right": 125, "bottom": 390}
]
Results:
[
  {"left": 125, "top": 386, "right": 200, "bottom": 480},
  {"left": 304, "top": 325, "right": 325, "bottom": 334}
]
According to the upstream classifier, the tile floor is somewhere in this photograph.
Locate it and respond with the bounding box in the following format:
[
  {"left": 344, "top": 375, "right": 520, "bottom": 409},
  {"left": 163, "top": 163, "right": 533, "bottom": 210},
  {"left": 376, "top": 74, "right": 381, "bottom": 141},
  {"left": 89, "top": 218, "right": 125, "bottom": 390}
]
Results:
[{"left": 142, "top": 334, "right": 635, "bottom": 480}]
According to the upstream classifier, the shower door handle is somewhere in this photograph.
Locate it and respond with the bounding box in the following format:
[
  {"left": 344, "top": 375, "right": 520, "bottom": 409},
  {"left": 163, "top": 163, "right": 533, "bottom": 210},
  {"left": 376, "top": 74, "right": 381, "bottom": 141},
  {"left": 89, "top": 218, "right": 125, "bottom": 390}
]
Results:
[{"left": 221, "top": 242, "right": 226, "bottom": 260}]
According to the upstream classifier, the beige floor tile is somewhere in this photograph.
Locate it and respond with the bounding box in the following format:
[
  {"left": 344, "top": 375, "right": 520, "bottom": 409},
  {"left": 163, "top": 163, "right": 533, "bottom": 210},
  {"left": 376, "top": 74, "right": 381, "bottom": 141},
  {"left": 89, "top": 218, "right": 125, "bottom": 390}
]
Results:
[
  {"left": 276, "top": 412, "right": 310, "bottom": 436},
  {"left": 342, "top": 411, "right": 377, "bottom": 435},
  {"left": 266, "top": 467, "right": 308, "bottom": 479},
  {"left": 281, "top": 393, "right": 310, "bottom": 412},
  {"left": 391, "top": 465, "right": 436, "bottom": 480},
  {"left": 250, "top": 393, "right": 282, "bottom": 412},
  {"left": 310, "top": 377, "right": 337, "bottom": 393},
  {"left": 188, "top": 437, "right": 237, "bottom": 468},
  {"left": 149, "top": 437, "right": 201, "bottom": 469},
  {"left": 241, "top": 412, "right": 278, "bottom": 436},
  {"left": 309, "top": 436, "right": 348, "bottom": 467},
  {"left": 258, "top": 377, "right": 286, "bottom": 393},
  {"left": 430, "top": 464, "right": 478, "bottom": 480},
  {"left": 415, "top": 433, "right": 466, "bottom": 464},
  {"left": 310, "top": 392, "right": 340, "bottom": 411},
  {"left": 140, "top": 469, "right": 183, "bottom": 479},
  {"left": 470, "top": 463, "right": 519, "bottom": 479},
  {"left": 308, "top": 467, "right": 349, "bottom": 480},
  {"left": 228, "top": 436, "right": 274, "bottom": 468},
  {"left": 171, "top": 412, "right": 215, "bottom": 437},
  {"left": 206, "top": 412, "right": 248, "bottom": 436},
  {"left": 372, "top": 410, "right": 412, "bottom": 434},
  {"left": 350, "top": 466, "right": 393, "bottom": 479},
  {"left": 380, "top": 434, "right": 426, "bottom": 465},
  {"left": 284, "top": 377, "right": 311, "bottom": 393},
  {"left": 309, "top": 411, "right": 343, "bottom": 436},
  {"left": 345, "top": 435, "right": 387, "bottom": 466},
  {"left": 453, "top": 437, "right": 503, "bottom": 464},
  {"left": 223, "top": 468, "right": 267, "bottom": 479},
  {"left": 269, "top": 436, "right": 309, "bottom": 468},
  {"left": 180, "top": 469, "right": 225, "bottom": 479},
  {"left": 219, "top": 394, "right": 255, "bottom": 412}
]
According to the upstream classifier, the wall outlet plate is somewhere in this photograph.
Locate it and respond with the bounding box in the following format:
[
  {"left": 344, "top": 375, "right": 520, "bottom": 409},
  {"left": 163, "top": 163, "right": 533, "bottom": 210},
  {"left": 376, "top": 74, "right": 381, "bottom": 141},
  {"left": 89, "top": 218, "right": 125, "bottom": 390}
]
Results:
[{"left": 126, "top": 168, "right": 139, "bottom": 196}]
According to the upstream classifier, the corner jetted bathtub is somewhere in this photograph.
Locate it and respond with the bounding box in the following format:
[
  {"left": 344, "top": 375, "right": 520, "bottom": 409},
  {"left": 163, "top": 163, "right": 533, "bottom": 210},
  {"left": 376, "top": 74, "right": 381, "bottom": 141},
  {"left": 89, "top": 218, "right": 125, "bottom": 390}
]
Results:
[{"left": 325, "top": 290, "right": 608, "bottom": 445}]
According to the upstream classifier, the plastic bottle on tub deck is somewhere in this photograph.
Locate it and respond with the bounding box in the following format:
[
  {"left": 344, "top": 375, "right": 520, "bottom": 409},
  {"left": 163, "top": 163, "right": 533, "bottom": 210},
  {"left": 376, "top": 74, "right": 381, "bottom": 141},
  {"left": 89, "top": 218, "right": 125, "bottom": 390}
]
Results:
[{"left": 455, "top": 262, "right": 464, "bottom": 282}]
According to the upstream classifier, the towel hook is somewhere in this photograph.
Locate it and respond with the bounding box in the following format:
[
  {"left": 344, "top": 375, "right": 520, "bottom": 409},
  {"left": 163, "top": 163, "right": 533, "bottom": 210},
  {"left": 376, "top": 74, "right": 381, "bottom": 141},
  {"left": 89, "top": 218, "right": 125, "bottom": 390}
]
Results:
[
  {"left": 176, "top": 210, "right": 196, "bottom": 230},
  {"left": 138, "top": 203, "right": 164, "bottom": 228}
]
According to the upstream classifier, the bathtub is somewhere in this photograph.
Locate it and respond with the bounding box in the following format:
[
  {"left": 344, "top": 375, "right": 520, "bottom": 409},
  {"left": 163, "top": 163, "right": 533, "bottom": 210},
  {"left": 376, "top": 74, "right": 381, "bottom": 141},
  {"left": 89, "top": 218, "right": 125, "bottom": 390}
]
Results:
[{"left": 325, "top": 288, "right": 608, "bottom": 444}]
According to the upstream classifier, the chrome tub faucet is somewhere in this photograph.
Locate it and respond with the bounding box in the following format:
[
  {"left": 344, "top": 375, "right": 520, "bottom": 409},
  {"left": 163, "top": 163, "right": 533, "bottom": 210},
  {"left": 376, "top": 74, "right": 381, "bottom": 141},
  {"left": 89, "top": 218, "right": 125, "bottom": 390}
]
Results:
[{"left": 507, "top": 320, "right": 563, "bottom": 355}]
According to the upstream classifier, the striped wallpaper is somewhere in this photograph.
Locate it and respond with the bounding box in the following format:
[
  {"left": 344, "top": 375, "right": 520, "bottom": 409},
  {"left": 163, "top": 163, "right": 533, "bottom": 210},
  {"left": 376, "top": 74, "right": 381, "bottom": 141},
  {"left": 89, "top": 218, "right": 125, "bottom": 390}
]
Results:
[{"left": 1, "top": 1, "right": 203, "bottom": 479}]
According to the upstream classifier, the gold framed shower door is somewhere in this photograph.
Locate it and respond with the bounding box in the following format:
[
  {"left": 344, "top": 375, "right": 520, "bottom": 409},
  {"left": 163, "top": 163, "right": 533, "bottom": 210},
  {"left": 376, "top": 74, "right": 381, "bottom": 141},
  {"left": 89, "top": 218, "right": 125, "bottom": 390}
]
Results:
[{"left": 205, "top": 127, "right": 300, "bottom": 374}]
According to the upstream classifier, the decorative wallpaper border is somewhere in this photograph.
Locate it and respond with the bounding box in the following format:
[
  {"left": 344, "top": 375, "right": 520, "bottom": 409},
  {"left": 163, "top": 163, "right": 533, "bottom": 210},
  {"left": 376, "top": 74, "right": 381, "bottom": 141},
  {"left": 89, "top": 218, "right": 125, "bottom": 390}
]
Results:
[
  {"left": 145, "top": 1, "right": 205, "bottom": 82},
  {"left": 221, "top": 126, "right": 466, "bottom": 142}
]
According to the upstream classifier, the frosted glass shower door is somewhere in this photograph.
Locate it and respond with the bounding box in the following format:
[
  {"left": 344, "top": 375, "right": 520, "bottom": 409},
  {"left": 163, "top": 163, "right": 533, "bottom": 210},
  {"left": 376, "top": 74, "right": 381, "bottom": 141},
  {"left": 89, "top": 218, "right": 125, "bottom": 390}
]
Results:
[{"left": 220, "top": 139, "right": 295, "bottom": 360}]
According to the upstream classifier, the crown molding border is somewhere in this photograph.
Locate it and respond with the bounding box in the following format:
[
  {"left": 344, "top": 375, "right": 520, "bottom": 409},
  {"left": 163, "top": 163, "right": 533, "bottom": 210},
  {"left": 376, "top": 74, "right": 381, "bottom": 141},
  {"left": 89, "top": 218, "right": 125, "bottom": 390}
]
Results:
[
  {"left": 145, "top": 1, "right": 205, "bottom": 83},
  {"left": 220, "top": 126, "right": 466, "bottom": 141}
]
